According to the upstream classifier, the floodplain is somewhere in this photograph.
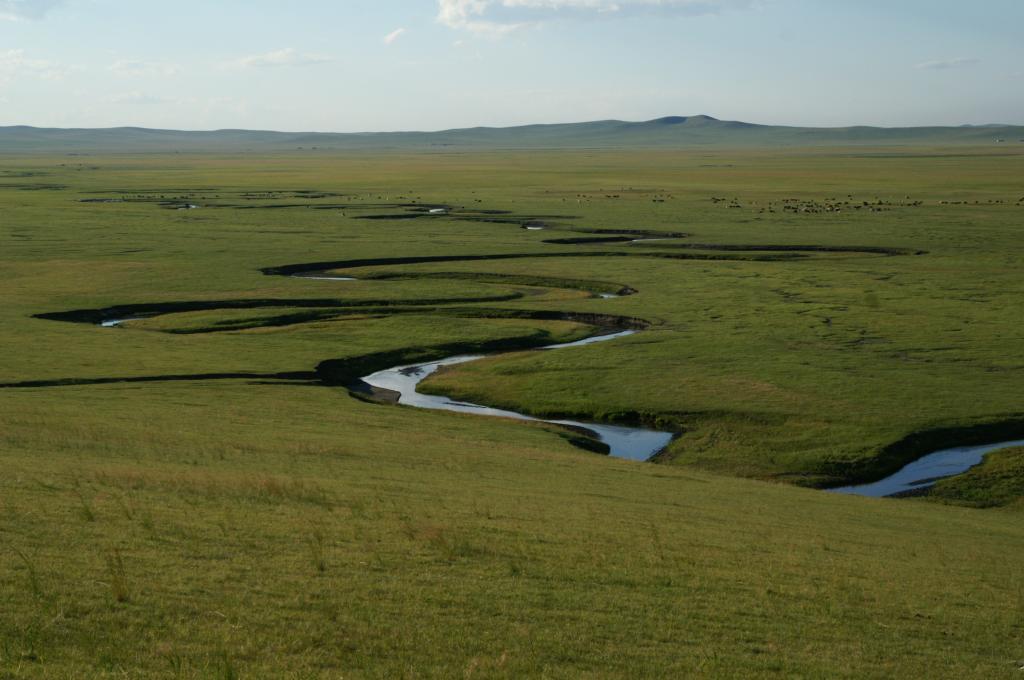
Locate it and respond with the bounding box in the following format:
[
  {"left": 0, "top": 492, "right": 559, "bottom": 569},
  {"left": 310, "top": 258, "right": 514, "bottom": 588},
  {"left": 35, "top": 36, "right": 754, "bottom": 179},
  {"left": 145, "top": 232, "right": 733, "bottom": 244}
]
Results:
[{"left": 2, "top": 147, "right": 1023, "bottom": 677}]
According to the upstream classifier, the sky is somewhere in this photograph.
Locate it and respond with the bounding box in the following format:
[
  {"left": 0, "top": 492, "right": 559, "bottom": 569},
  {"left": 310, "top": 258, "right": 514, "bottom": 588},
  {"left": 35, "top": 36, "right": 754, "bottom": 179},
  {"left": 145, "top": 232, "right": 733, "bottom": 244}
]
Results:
[{"left": 1, "top": 0, "right": 1022, "bottom": 131}]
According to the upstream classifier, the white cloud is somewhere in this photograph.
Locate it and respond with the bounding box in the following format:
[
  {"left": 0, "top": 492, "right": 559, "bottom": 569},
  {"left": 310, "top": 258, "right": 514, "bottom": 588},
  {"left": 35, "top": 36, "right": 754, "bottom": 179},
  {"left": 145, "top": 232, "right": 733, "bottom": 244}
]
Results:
[
  {"left": 0, "top": 49, "right": 70, "bottom": 83},
  {"left": 384, "top": 27, "right": 407, "bottom": 45},
  {"left": 437, "top": 0, "right": 756, "bottom": 33},
  {"left": 109, "top": 59, "right": 180, "bottom": 78},
  {"left": 105, "top": 91, "right": 170, "bottom": 105},
  {"left": 915, "top": 57, "right": 980, "bottom": 71},
  {"left": 0, "top": 0, "right": 63, "bottom": 21},
  {"left": 226, "top": 48, "right": 333, "bottom": 69}
]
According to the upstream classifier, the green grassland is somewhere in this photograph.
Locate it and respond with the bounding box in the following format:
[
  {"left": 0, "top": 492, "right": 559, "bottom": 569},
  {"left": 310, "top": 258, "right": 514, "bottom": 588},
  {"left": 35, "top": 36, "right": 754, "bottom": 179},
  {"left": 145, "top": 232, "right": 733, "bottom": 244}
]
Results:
[
  {"left": 924, "top": 447, "right": 1024, "bottom": 508},
  {"left": 2, "top": 147, "right": 1024, "bottom": 677}
]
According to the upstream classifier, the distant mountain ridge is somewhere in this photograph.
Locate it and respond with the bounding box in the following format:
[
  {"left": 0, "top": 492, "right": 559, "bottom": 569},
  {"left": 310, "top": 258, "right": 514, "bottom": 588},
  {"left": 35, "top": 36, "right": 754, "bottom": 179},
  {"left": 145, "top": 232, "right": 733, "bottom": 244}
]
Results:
[{"left": 2, "top": 115, "right": 1022, "bottom": 152}]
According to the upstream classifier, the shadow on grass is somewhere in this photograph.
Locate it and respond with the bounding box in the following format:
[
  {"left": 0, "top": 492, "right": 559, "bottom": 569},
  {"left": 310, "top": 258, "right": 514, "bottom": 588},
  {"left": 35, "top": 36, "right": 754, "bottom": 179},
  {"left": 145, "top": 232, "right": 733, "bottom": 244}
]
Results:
[{"left": 0, "top": 371, "right": 317, "bottom": 389}]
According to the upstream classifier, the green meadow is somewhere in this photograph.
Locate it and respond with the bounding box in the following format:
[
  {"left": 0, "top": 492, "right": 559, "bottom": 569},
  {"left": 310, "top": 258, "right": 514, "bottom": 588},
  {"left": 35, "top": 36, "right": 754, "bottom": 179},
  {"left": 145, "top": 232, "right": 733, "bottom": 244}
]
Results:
[{"left": 2, "top": 147, "right": 1023, "bottom": 677}]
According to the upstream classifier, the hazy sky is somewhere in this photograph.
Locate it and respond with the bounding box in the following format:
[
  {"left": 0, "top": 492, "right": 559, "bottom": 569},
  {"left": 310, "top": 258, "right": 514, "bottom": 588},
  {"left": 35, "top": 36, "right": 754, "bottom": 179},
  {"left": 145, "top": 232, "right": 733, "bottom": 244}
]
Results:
[{"left": 1, "top": 0, "right": 1021, "bottom": 131}]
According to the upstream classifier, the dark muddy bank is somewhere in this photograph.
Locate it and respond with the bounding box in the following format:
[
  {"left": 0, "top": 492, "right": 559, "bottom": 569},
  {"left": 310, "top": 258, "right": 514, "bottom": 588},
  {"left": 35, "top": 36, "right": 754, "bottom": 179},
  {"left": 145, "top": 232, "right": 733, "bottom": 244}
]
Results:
[
  {"left": 0, "top": 371, "right": 316, "bottom": 390},
  {"left": 357, "top": 271, "right": 636, "bottom": 297},
  {"left": 638, "top": 243, "right": 927, "bottom": 256},
  {"left": 818, "top": 419, "right": 1024, "bottom": 492},
  {"left": 831, "top": 438, "right": 1024, "bottom": 498},
  {"left": 359, "top": 331, "right": 675, "bottom": 461},
  {"left": 259, "top": 249, "right": 812, "bottom": 280},
  {"left": 33, "top": 293, "right": 528, "bottom": 327}
]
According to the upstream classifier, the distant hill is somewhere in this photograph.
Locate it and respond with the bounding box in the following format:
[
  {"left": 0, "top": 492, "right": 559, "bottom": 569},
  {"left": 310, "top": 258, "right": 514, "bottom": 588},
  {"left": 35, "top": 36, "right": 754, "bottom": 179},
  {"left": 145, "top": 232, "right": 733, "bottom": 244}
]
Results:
[{"left": 2, "top": 115, "right": 1023, "bottom": 153}]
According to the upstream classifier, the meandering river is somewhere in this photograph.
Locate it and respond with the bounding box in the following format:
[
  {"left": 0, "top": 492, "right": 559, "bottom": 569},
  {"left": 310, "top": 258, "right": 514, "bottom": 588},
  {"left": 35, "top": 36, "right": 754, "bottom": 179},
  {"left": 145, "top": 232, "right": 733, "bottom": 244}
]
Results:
[
  {"left": 830, "top": 439, "right": 1024, "bottom": 497},
  {"left": 361, "top": 330, "right": 675, "bottom": 461},
  {"left": 91, "top": 271, "right": 1020, "bottom": 490}
]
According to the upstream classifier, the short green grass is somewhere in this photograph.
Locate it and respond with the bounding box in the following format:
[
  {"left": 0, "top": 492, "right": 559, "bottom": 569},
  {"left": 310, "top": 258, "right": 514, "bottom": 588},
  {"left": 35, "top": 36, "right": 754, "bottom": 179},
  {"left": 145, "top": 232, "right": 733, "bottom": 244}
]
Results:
[
  {"left": 2, "top": 147, "right": 1024, "bottom": 677},
  {"left": 926, "top": 447, "right": 1024, "bottom": 508}
]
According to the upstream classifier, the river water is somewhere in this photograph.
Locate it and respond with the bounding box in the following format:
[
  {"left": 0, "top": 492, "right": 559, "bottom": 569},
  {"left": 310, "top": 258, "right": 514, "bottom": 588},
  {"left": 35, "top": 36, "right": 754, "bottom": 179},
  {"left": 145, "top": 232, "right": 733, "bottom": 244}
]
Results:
[
  {"left": 361, "top": 330, "right": 674, "bottom": 461},
  {"left": 831, "top": 439, "right": 1024, "bottom": 497}
]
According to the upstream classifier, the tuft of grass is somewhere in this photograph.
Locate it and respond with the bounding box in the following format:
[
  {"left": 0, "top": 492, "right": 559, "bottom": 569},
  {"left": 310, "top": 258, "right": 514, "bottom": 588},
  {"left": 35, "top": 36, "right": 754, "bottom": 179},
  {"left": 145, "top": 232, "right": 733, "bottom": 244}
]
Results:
[
  {"left": 73, "top": 486, "right": 96, "bottom": 523},
  {"left": 308, "top": 527, "right": 327, "bottom": 574},
  {"left": 214, "top": 650, "right": 238, "bottom": 680},
  {"left": 113, "top": 492, "right": 136, "bottom": 520},
  {"left": 417, "top": 524, "right": 481, "bottom": 562},
  {"left": 156, "top": 642, "right": 189, "bottom": 677},
  {"left": 104, "top": 548, "right": 130, "bottom": 603},
  {"left": 13, "top": 549, "right": 42, "bottom": 599},
  {"left": 4, "top": 620, "right": 43, "bottom": 665}
]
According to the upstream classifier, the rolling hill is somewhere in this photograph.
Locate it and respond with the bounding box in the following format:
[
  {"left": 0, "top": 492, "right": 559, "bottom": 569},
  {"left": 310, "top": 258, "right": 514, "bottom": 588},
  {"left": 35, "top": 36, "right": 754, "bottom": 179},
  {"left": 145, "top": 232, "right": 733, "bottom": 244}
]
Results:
[{"left": 1, "top": 115, "right": 1023, "bottom": 153}]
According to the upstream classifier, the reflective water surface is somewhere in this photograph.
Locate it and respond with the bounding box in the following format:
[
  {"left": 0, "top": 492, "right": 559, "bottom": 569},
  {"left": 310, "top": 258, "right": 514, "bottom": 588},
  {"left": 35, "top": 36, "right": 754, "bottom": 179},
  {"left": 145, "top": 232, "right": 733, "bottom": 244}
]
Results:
[
  {"left": 100, "top": 318, "right": 143, "bottom": 327},
  {"left": 831, "top": 439, "right": 1024, "bottom": 497},
  {"left": 362, "top": 331, "right": 674, "bottom": 461}
]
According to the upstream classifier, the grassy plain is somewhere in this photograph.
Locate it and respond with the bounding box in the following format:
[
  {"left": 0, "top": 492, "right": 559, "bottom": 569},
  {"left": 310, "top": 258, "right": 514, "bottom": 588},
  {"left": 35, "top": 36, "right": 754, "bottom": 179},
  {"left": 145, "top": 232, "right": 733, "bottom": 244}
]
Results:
[
  {"left": 925, "top": 447, "right": 1024, "bottom": 508},
  {"left": 1, "top": 147, "right": 1023, "bottom": 677}
]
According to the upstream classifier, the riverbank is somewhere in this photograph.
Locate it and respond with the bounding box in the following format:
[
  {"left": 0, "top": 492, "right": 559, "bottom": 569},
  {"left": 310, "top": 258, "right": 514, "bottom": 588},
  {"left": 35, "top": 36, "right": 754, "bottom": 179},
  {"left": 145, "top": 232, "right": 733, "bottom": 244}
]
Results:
[
  {"left": 360, "top": 330, "right": 674, "bottom": 461},
  {"left": 3, "top": 147, "right": 1024, "bottom": 676}
]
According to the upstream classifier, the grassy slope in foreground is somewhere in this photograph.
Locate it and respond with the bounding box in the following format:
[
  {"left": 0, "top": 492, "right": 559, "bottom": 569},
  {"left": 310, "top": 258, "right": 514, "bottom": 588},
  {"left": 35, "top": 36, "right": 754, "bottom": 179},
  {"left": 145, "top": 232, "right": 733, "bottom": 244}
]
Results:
[
  {"left": 3, "top": 384, "right": 1024, "bottom": 678},
  {"left": 1, "top": 148, "right": 1023, "bottom": 676}
]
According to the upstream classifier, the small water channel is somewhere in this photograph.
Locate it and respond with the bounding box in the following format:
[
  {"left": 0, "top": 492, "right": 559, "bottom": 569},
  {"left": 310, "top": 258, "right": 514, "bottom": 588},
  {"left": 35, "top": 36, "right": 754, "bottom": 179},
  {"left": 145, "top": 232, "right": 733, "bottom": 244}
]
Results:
[
  {"left": 831, "top": 439, "right": 1024, "bottom": 497},
  {"left": 361, "top": 330, "right": 674, "bottom": 461},
  {"left": 92, "top": 273, "right": 1019, "bottom": 491},
  {"left": 100, "top": 318, "right": 143, "bottom": 327}
]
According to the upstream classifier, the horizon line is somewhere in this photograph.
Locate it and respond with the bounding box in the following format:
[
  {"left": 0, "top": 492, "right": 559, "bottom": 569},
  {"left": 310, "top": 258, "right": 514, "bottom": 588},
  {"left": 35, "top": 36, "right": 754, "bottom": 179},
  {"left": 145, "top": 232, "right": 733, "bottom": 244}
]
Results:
[{"left": 2, "top": 115, "right": 1022, "bottom": 136}]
